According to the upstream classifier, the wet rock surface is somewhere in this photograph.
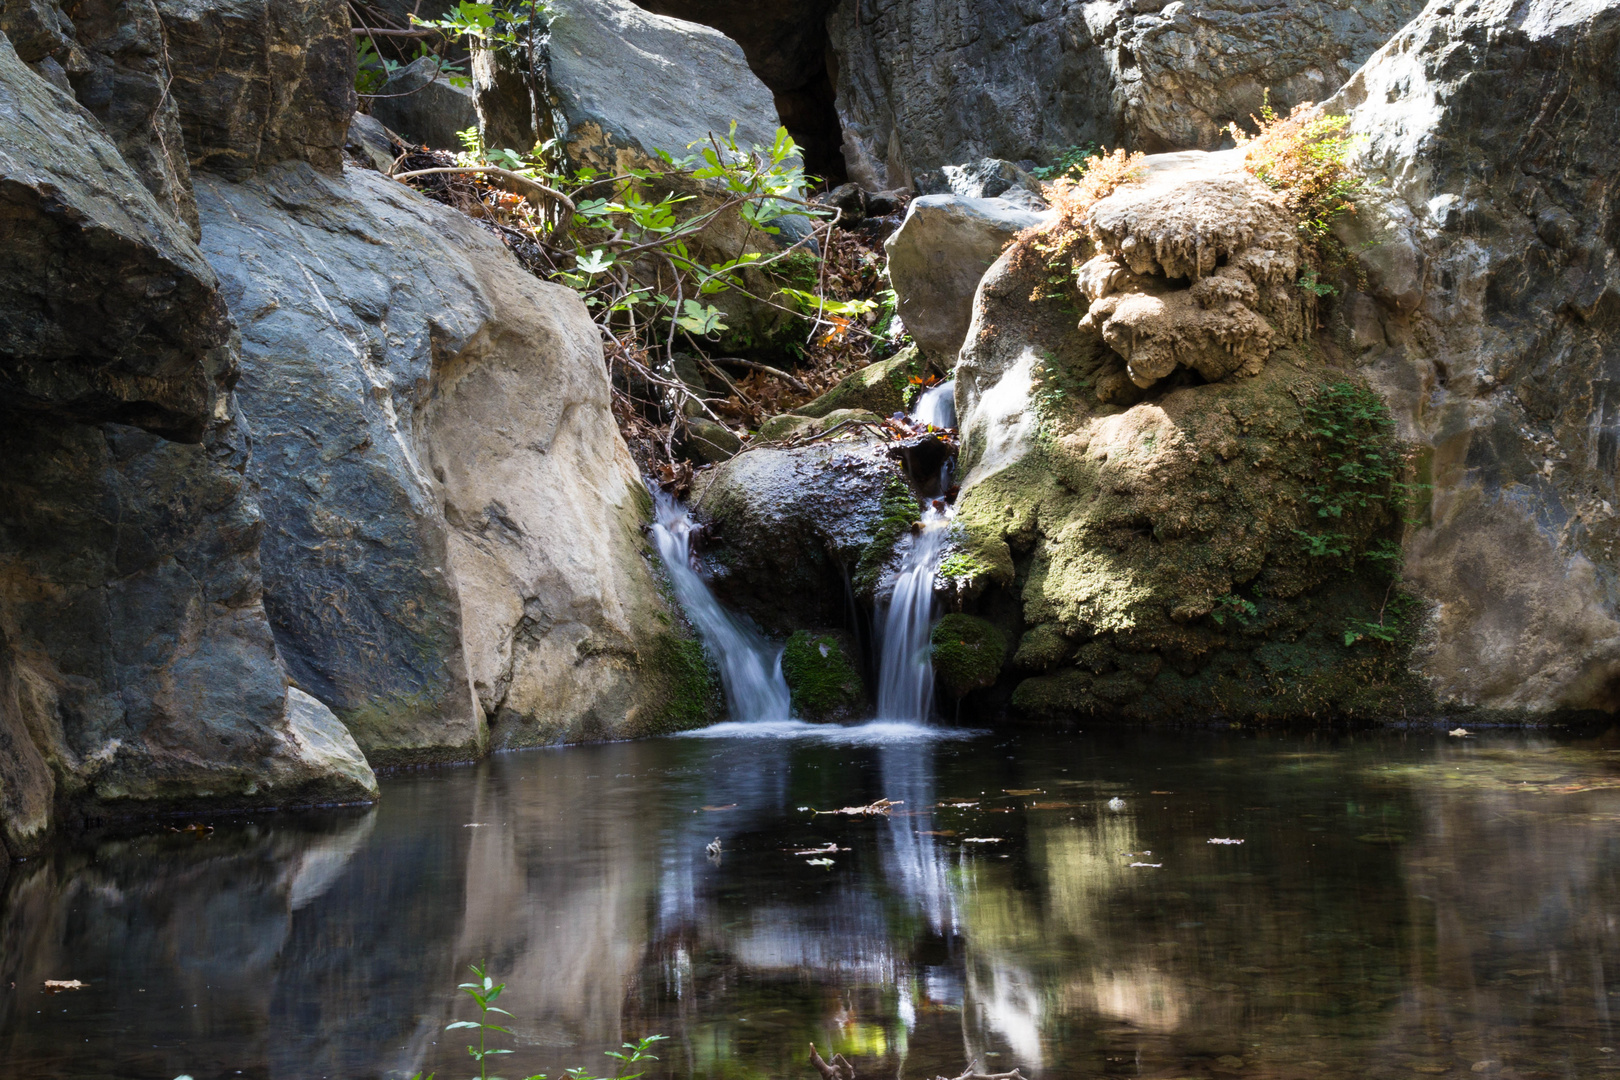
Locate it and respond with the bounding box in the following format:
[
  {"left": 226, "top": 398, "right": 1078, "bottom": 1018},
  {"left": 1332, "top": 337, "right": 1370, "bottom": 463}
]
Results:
[{"left": 691, "top": 442, "right": 912, "bottom": 636}]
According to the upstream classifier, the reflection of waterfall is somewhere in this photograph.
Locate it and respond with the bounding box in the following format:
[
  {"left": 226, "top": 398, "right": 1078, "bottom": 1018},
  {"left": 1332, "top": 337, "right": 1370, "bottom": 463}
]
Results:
[
  {"left": 913, "top": 379, "right": 957, "bottom": 430},
  {"left": 650, "top": 489, "right": 791, "bottom": 722},
  {"left": 878, "top": 745, "right": 953, "bottom": 935},
  {"left": 875, "top": 505, "right": 951, "bottom": 723}
]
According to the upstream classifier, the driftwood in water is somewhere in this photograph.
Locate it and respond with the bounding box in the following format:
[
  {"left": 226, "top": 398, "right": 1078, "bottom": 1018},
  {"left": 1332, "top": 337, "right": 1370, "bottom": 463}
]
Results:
[{"left": 809, "top": 1044, "right": 1026, "bottom": 1080}]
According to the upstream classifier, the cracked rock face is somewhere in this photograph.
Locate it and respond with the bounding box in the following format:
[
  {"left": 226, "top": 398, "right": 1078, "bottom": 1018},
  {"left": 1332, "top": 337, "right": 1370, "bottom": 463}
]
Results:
[{"left": 1074, "top": 152, "right": 1304, "bottom": 390}]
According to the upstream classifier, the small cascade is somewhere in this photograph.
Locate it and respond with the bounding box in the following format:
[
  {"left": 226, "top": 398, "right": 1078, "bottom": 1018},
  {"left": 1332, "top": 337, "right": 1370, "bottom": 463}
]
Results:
[
  {"left": 874, "top": 380, "right": 958, "bottom": 724},
  {"left": 650, "top": 489, "right": 792, "bottom": 722},
  {"left": 874, "top": 503, "right": 952, "bottom": 722},
  {"left": 911, "top": 379, "right": 956, "bottom": 430}
]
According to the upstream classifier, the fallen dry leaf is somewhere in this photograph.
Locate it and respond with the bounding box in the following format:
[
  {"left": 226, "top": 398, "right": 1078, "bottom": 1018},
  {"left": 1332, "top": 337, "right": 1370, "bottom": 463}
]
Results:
[
  {"left": 816, "top": 799, "right": 902, "bottom": 816},
  {"left": 44, "top": 980, "right": 84, "bottom": 992}
]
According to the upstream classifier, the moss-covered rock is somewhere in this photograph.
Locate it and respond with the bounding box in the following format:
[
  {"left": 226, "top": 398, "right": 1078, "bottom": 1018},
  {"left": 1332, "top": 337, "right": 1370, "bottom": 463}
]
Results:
[
  {"left": 681, "top": 419, "right": 741, "bottom": 465},
  {"left": 758, "top": 408, "right": 883, "bottom": 443},
  {"left": 930, "top": 614, "right": 1008, "bottom": 698},
  {"left": 637, "top": 631, "right": 724, "bottom": 731},
  {"left": 792, "top": 346, "right": 925, "bottom": 419},
  {"left": 782, "top": 630, "right": 866, "bottom": 720},
  {"left": 950, "top": 225, "right": 1428, "bottom": 723}
]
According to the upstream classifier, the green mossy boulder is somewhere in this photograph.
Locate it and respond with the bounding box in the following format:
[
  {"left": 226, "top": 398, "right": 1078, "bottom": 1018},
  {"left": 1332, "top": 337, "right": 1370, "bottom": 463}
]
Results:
[
  {"left": 930, "top": 614, "right": 1009, "bottom": 698},
  {"left": 782, "top": 630, "right": 866, "bottom": 720},
  {"left": 758, "top": 408, "right": 883, "bottom": 443},
  {"left": 793, "top": 346, "right": 925, "bottom": 420}
]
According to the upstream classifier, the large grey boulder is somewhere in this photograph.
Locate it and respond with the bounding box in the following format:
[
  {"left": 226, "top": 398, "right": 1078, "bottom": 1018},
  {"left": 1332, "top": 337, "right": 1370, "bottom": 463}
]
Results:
[
  {"left": 1327, "top": 0, "right": 1620, "bottom": 714},
  {"left": 0, "top": 414, "right": 380, "bottom": 856},
  {"left": 828, "top": 0, "right": 1424, "bottom": 190},
  {"left": 0, "top": 43, "right": 378, "bottom": 851},
  {"left": 367, "top": 56, "right": 478, "bottom": 152},
  {"left": 1, "top": 0, "right": 199, "bottom": 232},
  {"left": 197, "top": 164, "right": 710, "bottom": 760},
  {"left": 478, "top": 0, "right": 783, "bottom": 169},
  {"left": 155, "top": 0, "right": 356, "bottom": 179},
  {"left": 885, "top": 195, "right": 1053, "bottom": 362},
  {"left": 0, "top": 33, "right": 232, "bottom": 442}
]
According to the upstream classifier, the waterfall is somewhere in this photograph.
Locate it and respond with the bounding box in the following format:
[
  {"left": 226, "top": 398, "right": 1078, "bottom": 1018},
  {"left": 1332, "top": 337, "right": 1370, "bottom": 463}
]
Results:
[
  {"left": 650, "top": 489, "right": 792, "bottom": 722},
  {"left": 874, "top": 503, "right": 951, "bottom": 722},
  {"left": 912, "top": 379, "right": 956, "bottom": 430},
  {"left": 872, "top": 380, "right": 960, "bottom": 724}
]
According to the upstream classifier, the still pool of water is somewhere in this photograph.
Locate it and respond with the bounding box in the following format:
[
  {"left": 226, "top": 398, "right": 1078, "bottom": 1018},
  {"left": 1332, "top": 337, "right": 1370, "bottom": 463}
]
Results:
[{"left": 5, "top": 724, "right": 1620, "bottom": 1080}]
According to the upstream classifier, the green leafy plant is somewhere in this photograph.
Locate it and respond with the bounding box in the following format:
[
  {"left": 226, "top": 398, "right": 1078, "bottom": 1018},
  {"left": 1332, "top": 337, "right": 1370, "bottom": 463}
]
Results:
[
  {"left": 447, "top": 962, "right": 517, "bottom": 1080},
  {"left": 1210, "top": 594, "right": 1258, "bottom": 627},
  {"left": 1228, "top": 93, "right": 1368, "bottom": 286},
  {"left": 1030, "top": 142, "right": 1100, "bottom": 181},
  {"left": 408, "top": 965, "right": 665, "bottom": 1080}
]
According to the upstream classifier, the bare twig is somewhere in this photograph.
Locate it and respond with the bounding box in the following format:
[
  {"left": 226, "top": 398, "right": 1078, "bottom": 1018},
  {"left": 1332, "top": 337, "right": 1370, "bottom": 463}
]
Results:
[
  {"left": 392, "top": 167, "right": 576, "bottom": 239},
  {"left": 707, "top": 357, "right": 811, "bottom": 393},
  {"left": 350, "top": 26, "right": 440, "bottom": 36},
  {"left": 809, "top": 1044, "right": 856, "bottom": 1080}
]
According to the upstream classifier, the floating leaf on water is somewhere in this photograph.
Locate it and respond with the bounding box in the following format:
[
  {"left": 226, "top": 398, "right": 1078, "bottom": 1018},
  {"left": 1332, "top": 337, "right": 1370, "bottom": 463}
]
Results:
[
  {"left": 1028, "top": 802, "right": 1080, "bottom": 810},
  {"left": 917, "top": 830, "right": 957, "bottom": 836},
  {"left": 44, "top": 980, "right": 85, "bottom": 992},
  {"left": 792, "top": 843, "right": 848, "bottom": 856},
  {"left": 962, "top": 837, "right": 1004, "bottom": 843},
  {"left": 804, "top": 858, "right": 835, "bottom": 867},
  {"left": 1003, "top": 788, "right": 1042, "bottom": 796},
  {"left": 463, "top": 823, "right": 489, "bottom": 828},
  {"left": 701, "top": 804, "right": 740, "bottom": 812},
  {"left": 1207, "top": 838, "right": 1245, "bottom": 845},
  {"left": 938, "top": 800, "right": 979, "bottom": 808},
  {"left": 1129, "top": 862, "right": 1162, "bottom": 868},
  {"left": 816, "top": 799, "right": 901, "bottom": 816},
  {"left": 1449, "top": 727, "right": 1471, "bottom": 737},
  {"left": 1150, "top": 790, "right": 1176, "bottom": 795}
]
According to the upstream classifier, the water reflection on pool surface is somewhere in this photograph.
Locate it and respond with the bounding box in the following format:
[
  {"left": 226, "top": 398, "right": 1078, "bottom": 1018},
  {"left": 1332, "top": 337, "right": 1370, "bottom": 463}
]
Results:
[{"left": 4, "top": 726, "right": 1619, "bottom": 1080}]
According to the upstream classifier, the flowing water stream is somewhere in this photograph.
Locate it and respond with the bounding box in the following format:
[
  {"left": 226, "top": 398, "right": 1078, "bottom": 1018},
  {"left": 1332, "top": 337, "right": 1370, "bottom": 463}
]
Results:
[{"left": 650, "top": 488, "right": 792, "bottom": 722}]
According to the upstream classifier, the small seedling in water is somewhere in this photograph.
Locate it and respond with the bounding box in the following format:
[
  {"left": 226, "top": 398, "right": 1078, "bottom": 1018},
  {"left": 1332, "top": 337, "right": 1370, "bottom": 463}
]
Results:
[{"left": 446, "top": 962, "right": 515, "bottom": 1080}]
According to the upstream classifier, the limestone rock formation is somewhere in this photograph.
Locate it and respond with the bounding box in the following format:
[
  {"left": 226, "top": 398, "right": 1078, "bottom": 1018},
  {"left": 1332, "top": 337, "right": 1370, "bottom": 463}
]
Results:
[
  {"left": 0, "top": 35, "right": 232, "bottom": 441},
  {"left": 950, "top": 207, "right": 1418, "bottom": 722},
  {"left": 155, "top": 0, "right": 357, "bottom": 179},
  {"left": 828, "top": 0, "right": 1423, "bottom": 189},
  {"left": 1325, "top": 0, "right": 1620, "bottom": 713},
  {"left": 198, "top": 164, "right": 707, "bottom": 758},
  {"left": 1074, "top": 150, "right": 1305, "bottom": 389},
  {"left": 885, "top": 195, "right": 1053, "bottom": 362}
]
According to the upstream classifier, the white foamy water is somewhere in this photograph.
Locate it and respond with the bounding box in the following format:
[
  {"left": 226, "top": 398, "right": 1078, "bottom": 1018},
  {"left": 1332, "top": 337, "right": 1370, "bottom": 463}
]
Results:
[
  {"left": 912, "top": 379, "right": 957, "bottom": 430},
  {"left": 670, "top": 719, "right": 977, "bottom": 743},
  {"left": 650, "top": 488, "right": 792, "bottom": 722}
]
